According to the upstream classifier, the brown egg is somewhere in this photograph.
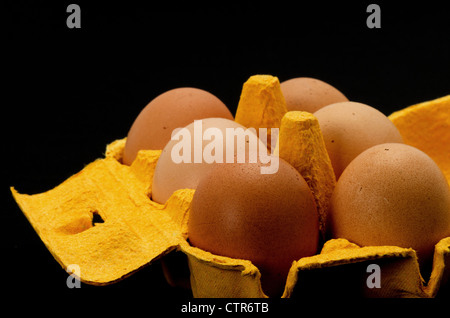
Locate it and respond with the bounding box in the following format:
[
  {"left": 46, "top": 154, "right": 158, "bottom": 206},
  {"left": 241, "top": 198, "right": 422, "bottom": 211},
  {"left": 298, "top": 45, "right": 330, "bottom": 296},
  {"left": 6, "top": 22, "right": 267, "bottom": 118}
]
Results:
[
  {"left": 188, "top": 158, "right": 319, "bottom": 297},
  {"left": 329, "top": 143, "right": 450, "bottom": 270},
  {"left": 123, "top": 87, "right": 233, "bottom": 165},
  {"left": 314, "top": 101, "right": 404, "bottom": 179},
  {"left": 280, "top": 77, "right": 348, "bottom": 113},
  {"left": 151, "top": 118, "right": 268, "bottom": 204}
]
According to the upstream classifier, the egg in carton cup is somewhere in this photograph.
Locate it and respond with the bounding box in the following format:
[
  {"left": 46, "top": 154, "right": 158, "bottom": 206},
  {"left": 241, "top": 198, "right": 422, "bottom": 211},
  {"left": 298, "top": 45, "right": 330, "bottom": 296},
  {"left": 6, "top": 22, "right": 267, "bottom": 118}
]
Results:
[{"left": 11, "top": 75, "right": 450, "bottom": 298}]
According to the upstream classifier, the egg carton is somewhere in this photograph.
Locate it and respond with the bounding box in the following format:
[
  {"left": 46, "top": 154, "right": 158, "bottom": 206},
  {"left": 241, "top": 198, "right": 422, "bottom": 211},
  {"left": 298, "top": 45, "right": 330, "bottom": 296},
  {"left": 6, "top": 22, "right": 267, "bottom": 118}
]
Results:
[{"left": 11, "top": 77, "right": 450, "bottom": 298}]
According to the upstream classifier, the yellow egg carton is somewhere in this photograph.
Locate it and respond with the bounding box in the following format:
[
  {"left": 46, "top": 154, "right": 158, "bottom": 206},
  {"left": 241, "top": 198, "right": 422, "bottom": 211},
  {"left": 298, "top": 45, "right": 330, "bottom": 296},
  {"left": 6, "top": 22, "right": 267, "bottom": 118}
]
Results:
[{"left": 11, "top": 75, "right": 450, "bottom": 298}]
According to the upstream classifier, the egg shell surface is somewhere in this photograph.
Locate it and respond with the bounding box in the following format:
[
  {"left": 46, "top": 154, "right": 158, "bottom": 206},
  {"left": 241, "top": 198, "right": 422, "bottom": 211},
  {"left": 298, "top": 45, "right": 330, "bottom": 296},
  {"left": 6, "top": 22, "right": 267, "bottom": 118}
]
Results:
[
  {"left": 314, "top": 101, "right": 404, "bottom": 179},
  {"left": 280, "top": 77, "right": 348, "bottom": 113},
  {"left": 329, "top": 143, "right": 450, "bottom": 269},
  {"left": 188, "top": 158, "right": 319, "bottom": 297},
  {"left": 123, "top": 87, "right": 233, "bottom": 165},
  {"left": 151, "top": 118, "right": 267, "bottom": 204}
]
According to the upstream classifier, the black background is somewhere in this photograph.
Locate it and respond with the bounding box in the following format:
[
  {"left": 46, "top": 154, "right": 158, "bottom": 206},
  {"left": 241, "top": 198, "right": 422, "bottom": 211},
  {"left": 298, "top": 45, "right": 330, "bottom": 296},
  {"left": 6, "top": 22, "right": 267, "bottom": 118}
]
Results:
[{"left": 3, "top": 0, "right": 450, "bottom": 312}]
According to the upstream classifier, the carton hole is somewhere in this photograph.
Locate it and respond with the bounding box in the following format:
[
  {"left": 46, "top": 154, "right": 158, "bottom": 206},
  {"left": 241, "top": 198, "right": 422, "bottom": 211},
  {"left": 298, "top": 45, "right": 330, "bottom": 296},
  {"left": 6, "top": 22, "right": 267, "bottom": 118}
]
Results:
[
  {"left": 56, "top": 210, "right": 104, "bottom": 235},
  {"left": 91, "top": 210, "right": 105, "bottom": 226}
]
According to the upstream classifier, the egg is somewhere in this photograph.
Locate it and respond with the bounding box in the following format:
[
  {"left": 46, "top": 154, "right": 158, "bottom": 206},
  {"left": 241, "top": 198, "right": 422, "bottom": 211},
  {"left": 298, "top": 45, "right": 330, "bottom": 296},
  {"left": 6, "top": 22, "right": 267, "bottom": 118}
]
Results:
[
  {"left": 329, "top": 143, "right": 450, "bottom": 271},
  {"left": 280, "top": 77, "right": 348, "bottom": 113},
  {"left": 313, "top": 101, "right": 404, "bottom": 179},
  {"left": 188, "top": 158, "right": 319, "bottom": 297},
  {"left": 151, "top": 118, "right": 268, "bottom": 204},
  {"left": 123, "top": 87, "right": 233, "bottom": 165}
]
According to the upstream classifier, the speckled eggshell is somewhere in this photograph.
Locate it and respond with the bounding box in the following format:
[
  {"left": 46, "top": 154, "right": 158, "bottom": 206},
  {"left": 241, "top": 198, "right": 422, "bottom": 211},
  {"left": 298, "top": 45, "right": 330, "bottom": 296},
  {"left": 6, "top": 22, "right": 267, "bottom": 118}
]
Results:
[
  {"left": 123, "top": 87, "right": 233, "bottom": 165},
  {"left": 280, "top": 77, "right": 348, "bottom": 113},
  {"left": 188, "top": 158, "right": 319, "bottom": 297},
  {"left": 314, "top": 101, "right": 404, "bottom": 179},
  {"left": 329, "top": 143, "right": 450, "bottom": 269}
]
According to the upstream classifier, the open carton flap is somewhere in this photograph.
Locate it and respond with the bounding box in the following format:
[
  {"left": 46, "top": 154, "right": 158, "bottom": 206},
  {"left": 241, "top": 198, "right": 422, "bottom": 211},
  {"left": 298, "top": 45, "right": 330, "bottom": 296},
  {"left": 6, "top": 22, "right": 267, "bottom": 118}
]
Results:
[
  {"left": 389, "top": 95, "right": 450, "bottom": 185},
  {"left": 11, "top": 147, "right": 190, "bottom": 285}
]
